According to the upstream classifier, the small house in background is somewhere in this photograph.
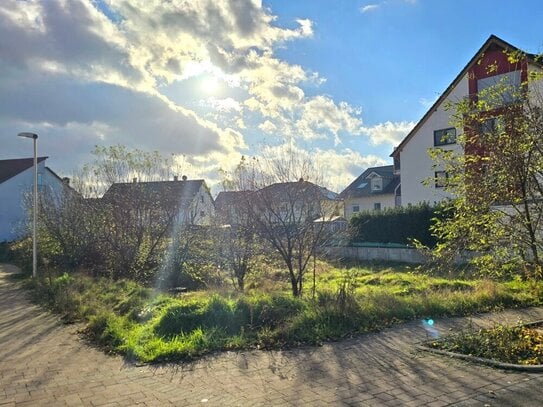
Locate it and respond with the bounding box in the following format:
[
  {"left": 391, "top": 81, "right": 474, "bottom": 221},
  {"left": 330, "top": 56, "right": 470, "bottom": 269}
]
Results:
[
  {"left": 0, "top": 157, "right": 69, "bottom": 242},
  {"left": 339, "top": 165, "right": 400, "bottom": 220},
  {"left": 214, "top": 190, "right": 253, "bottom": 225},
  {"left": 253, "top": 179, "right": 343, "bottom": 223},
  {"left": 102, "top": 176, "right": 214, "bottom": 226}
]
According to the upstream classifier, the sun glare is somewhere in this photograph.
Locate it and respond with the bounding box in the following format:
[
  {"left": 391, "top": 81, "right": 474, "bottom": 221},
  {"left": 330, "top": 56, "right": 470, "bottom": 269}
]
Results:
[{"left": 201, "top": 76, "right": 221, "bottom": 94}]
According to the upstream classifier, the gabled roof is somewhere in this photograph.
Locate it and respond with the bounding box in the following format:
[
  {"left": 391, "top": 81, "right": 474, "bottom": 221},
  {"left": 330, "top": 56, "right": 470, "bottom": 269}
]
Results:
[
  {"left": 102, "top": 179, "right": 207, "bottom": 208},
  {"left": 258, "top": 180, "right": 339, "bottom": 201},
  {"left": 339, "top": 165, "right": 398, "bottom": 199},
  {"left": 391, "top": 34, "right": 541, "bottom": 158},
  {"left": 0, "top": 157, "right": 48, "bottom": 184},
  {"left": 215, "top": 190, "right": 252, "bottom": 211}
]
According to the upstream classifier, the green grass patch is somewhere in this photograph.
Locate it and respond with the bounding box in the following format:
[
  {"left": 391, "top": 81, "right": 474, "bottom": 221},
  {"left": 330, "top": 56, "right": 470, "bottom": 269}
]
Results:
[
  {"left": 24, "top": 265, "right": 543, "bottom": 363},
  {"left": 427, "top": 323, "right": 543, "bottom": 365}
]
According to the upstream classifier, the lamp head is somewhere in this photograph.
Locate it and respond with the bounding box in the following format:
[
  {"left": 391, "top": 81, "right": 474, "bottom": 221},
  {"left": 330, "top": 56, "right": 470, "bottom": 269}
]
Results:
[{"left": 18, "top": 132, "right": 38, "bottom": 139}]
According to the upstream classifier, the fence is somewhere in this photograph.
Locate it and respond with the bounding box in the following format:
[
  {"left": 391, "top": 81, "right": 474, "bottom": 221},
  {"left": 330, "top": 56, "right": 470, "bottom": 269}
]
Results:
[{"left": 323, "top": 244, "right": 427, "bottom": 264}]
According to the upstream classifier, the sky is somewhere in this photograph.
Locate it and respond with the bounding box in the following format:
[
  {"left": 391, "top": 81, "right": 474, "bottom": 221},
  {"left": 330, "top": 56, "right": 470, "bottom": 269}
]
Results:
[{"left": 1, "top": 0, "right": 543, "bottom": 194}]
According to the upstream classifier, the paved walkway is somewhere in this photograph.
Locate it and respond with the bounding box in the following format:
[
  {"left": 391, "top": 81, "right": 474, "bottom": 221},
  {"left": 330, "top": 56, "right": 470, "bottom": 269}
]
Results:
[{"left": 1, "top": 264, "right": 543, "bottom": 406}]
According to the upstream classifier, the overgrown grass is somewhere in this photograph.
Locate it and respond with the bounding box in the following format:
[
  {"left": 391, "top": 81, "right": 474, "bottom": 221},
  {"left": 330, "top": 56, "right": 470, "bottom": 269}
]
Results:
[
  {"left": 427, "top": 323, "right": 543, "bottom": 365},
  {"left": 24, "top": 265, "right": 543, "bottom": 363},
  {"left": 25, "top": 272, "right": 153, "bottom": 322}
]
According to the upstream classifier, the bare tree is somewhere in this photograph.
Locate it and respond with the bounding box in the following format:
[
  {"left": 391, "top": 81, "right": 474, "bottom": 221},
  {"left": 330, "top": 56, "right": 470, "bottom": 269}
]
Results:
[
  {"left": 243, "top": 147, "right": 342, "bottom": 296},
  {"left": 215, "top": 158, "right": 260, "bottom": 291},
  {"left": 37, "top": 146, "right": 201, "bottom": 282}
]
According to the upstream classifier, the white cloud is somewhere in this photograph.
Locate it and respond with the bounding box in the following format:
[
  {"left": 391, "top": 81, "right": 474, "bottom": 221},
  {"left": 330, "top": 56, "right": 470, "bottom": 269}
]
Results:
[
  {"left": 361, "top": 121, "right": 415, "bottom": 146},
  {"left": 200, "top": 97, "right": 243, "bottom": 113},
  {"left": 256, "top": 142, "right": 387, "bottom": 192},
  {"left": 258, "top": 120, "right": 277, "bottom": 134},
  {"left": 1, "top": 0, "right": 399, "bottom": 191},
  {"left": 360, "top": 0, "right": 417, "bottom": 14},
  {"left": 311, "top": 148, "right": 387, "bottom": 191},
  {"left": 360, "top": 4, "right": 380, "bottom": 13}
]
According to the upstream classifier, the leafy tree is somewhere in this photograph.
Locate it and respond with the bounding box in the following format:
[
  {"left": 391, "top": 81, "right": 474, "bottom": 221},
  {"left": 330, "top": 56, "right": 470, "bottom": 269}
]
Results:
[{"left": 429, "top": 53, "right": 543, "bottom": 279}]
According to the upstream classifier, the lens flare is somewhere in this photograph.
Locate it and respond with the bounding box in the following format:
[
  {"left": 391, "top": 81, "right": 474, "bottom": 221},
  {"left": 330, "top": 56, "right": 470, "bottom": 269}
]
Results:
[{"left": 422, "top": 318, "right": 439, "bottom": 338}]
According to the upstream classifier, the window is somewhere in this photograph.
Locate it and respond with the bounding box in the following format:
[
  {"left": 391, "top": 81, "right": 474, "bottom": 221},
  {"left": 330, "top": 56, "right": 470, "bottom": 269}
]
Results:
[
  {"left": 371, "top": 177, "right": 382, "bottom": 191},
  {"left": 37, "top": 172, "right": 44, "bottom": 186},
  {"left": 433, "top": 128, "right": 456, "bottom": 146},
  {"left": 200, "top": 210, "right": 205, "bottom": 217},
  {"left": 477, "top": 70, "right": 521, "bottom": 104},
  {"left": 435, "top": 171, "right": 448, "bottom": 188},
  {"left": 352, "top": 205, "right": 360, "bottom": 213},
  {"left": 481, "top": 117, "right": 500, "bottom": 134},
  {"left": 200, "top": 195, "right": 204, "bottom": 203},
  {"left": 374, "top": 203, "right": 381, "bottom": 211}
]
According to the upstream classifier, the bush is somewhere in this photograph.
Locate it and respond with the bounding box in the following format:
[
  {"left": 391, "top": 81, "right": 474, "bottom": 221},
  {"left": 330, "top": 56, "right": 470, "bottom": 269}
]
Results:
[
  {"left": 1, "top": 239, "right": 33, "bottom": 273},
  {"left": 428, "top": 324, "right": 543, "bottom": 365},
  {"left": 349, "top": 203, "right": 442, "bottom": 247}
]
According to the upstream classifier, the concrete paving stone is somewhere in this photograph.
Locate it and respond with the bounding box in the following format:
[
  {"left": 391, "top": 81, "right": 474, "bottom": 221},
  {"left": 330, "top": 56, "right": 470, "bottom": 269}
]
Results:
[
  {"left": 374, "top": 392, "right": 396, "bottom": 402},
  {"left": 425, "top": 400, "right": 450, "bottom": 407}
]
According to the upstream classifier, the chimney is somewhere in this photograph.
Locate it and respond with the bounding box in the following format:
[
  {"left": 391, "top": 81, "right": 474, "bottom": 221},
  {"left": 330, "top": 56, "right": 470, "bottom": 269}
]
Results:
[
  {"left": 182, "top": 175, "right": 187, "bottom": 181},
  {"left": 132, "top": 177, "right": 137, "bottom": 183},
  {"left": 174, "top": 175, "right": 178, "bottom": 181},
  {"left": 62, "top": 177, "right": 70, "bottom": 186}
]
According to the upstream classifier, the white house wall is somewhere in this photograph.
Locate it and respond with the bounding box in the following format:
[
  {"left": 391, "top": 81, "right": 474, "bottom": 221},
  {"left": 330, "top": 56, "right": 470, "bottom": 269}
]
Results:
[
  {"left": 528, "top": 63, "right": 543, "bottom": 106},
  {"left": 344, "top": 194, "right": 395, "bottom": 220},
  {"left": 0, "top": 162, "right": 65, "bottom": 242},
  {"left": 400, "top": 76, "right": 468, "bottom": 206},
  {"left": 190, "top": 184, "right": 215, "bottom": 225}
]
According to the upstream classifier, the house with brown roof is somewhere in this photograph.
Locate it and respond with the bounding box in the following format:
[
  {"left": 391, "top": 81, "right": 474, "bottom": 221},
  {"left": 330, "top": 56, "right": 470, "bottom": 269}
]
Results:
[
  {"left": 102, "top": 176, "right": 214, "bottom": 226},
  {"left": 252, "top": 179, "right": 343, "bottom": 224},
  {"left": 214, "top": 190, "right": 253, "bottom": 225},
  {"left": 0, "top": 157, "right": 69, "bottom": 242},
  {"left": 339, "top": 165, "right": 400, "bottom": 220},
  {"left": 392, "top": 34, "right": 542, "bottom": 206}
]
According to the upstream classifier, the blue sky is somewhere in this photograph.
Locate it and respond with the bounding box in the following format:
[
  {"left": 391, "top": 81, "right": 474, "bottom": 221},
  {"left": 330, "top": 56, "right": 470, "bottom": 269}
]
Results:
[{"left": 1, "top": 0, "right": 542, "bottom": 192}]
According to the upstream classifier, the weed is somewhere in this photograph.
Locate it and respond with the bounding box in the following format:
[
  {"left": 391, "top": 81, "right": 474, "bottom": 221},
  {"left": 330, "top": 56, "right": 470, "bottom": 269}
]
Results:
[
  {"left": 428, "top": 323, "right": 543, "bottom": 365},
  {"left": 23, "top": 264, "right": 543, "bottom": 363}
]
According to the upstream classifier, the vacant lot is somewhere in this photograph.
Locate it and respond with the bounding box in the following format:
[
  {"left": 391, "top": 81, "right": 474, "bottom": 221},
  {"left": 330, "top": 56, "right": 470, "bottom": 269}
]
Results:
[{"left": 27, "top": 262, "right": 543, "bottom": 363}]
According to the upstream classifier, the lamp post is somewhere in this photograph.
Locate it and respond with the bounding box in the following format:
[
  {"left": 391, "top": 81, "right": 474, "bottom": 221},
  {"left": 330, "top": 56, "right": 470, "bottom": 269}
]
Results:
[{"left": 18, "top": 132, "right": 38, "bottom": 278}]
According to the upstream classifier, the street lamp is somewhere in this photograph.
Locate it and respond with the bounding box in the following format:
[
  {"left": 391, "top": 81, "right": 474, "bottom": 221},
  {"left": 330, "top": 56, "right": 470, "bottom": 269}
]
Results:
[{"left": 18, "top": 132, "right": 38, "bottom": 278}]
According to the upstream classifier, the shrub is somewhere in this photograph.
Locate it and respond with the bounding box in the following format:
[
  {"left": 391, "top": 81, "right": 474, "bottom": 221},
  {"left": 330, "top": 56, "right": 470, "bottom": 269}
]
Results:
[
  {"left": 349, "top": 203, "right": 442, "bottom": 247},
  {"left": 429, "top": 324, "right": 543, "bottom": 365}
]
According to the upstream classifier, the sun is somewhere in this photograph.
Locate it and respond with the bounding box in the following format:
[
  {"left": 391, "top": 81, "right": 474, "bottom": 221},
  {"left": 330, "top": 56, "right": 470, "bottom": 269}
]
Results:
[{"left": 201, "top": 76, "right": 221, "bottom": 94}]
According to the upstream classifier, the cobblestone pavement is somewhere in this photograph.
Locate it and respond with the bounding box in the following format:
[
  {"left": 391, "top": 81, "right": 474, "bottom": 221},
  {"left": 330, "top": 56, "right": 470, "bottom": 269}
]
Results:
[{"left": 1, "top": 264, "right": 543, "bottom": 406}]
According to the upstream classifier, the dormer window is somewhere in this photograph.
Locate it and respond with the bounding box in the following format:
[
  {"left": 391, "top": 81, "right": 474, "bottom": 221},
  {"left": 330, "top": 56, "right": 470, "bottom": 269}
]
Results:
[{"left": 371, "top": 177, "right": 382, "bottom": 191}]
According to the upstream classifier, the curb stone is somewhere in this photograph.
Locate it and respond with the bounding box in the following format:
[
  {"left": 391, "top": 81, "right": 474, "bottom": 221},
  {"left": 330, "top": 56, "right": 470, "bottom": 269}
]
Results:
[{"left": 417, "top": 319, "right": 543, "bottom": 372}]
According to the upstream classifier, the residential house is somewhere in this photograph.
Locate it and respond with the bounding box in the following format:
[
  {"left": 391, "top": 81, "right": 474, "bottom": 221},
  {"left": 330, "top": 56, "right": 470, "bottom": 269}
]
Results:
[
  {"left": 252, "top": 179, "right": 343, "bottom": 224},
  {"left": 214, "top": 190, "right": 253, "bottom": 225},
  {"left": 0, "top": 157, "right": 69, "bottom": 242},
  {"left": 392, "top": 34, "right": 542, "bottom": 206},
  {"left": 339, "top": 165, "right": 399, "bottom": 220},
  {"left": 102, "top": 176, "right": 214, "bottom": 226}
]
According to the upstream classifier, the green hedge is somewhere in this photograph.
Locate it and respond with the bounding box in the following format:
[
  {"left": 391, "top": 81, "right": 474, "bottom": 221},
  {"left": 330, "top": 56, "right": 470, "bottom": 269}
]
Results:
[{"left": 349, "top": 203, "right": 438, "bottom": 247}]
